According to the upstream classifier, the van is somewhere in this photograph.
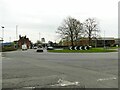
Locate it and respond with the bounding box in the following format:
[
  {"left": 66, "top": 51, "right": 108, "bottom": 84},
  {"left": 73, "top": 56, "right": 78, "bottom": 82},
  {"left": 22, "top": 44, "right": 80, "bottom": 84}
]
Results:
[{"left": 22, "top": 44, "right": 27, "bottom": 50}]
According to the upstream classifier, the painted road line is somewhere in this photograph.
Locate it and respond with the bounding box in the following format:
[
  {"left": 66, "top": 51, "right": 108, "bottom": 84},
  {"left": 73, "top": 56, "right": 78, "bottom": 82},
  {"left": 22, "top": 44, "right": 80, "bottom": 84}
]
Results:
[
  {"left": 51, "top": 79, "right": 80, "bottom": 87},
  {"left": 97, "top": 77, "right": 117, "bottom": 81},
  {"left": 23, "top": 87, "right": 35, "bottom": 89}
]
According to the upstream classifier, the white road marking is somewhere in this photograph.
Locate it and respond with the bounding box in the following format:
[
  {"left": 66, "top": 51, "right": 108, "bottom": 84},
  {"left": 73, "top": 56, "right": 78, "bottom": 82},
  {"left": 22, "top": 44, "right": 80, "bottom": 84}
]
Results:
[
  {"left": 23, "top": 87, "right": 35, "bottom": 89},
  {"left": 51, "top": 79, "right": 80, "bottom": 87},
  {"left": 97, "top": 77, "right": 117, "bottom": 81},
  {"left": 2, "top": 57, "right": 11, "bottom": 60}
]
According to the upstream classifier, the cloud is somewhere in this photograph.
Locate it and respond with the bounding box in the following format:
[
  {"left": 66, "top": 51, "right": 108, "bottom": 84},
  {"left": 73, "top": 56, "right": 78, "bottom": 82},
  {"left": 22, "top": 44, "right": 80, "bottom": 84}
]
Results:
[{"left": 0, "top": 0, "right": 118, "bottom": 43}]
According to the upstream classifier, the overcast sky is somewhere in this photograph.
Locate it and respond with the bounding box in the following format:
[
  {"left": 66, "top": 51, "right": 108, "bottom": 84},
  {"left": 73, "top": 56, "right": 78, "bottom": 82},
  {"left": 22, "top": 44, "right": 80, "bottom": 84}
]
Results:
[{"left": 0, "top": 0, "right": 119, "bottom": 43}]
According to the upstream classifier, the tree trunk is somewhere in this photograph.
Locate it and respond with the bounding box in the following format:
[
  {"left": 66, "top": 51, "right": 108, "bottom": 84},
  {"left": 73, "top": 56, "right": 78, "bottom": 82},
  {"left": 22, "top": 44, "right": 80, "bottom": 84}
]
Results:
[{"left": 71, "top": 37, "right": 74, "bottom": 46}]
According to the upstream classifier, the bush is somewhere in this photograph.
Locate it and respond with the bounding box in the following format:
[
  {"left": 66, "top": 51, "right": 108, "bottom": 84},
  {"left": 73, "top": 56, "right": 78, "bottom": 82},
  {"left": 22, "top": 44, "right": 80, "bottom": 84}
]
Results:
[{"left": 2, "top": 47, "right": 17, "bottom": 52}]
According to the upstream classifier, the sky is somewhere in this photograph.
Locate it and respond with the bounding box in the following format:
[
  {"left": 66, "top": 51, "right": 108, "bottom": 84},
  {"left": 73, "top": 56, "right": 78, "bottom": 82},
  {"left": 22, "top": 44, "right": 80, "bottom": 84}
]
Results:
[{"left": 0, "top": 0, "right": 119, "bottom": 43}]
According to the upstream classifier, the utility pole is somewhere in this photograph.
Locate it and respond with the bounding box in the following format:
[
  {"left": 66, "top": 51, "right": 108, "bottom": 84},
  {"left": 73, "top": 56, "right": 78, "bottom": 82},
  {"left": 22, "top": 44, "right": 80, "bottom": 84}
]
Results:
[
  {"left": 1, "top": 26, "right": 4, "bottom": 48},
  {"left": 9, "top": 37, "right": 11, "bottom": 42},
  {"left": 16, "top": 25, "right": 18, "bottom": 40},
  {"left": 1, "top": 26, "right": 4, "bottom": 40},
  {"left": 39, "top": 32, "right": 41, "bottom": 41},
  {"left": 94, "top": 31, "right": 97, "bottom": 48},
  {"left": 104, "top": 30, "right": 106, "bottom": 49}
]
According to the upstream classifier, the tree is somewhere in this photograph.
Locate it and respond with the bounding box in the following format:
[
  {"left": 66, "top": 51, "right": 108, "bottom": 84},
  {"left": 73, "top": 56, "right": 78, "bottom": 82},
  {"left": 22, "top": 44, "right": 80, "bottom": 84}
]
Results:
[
  {"left": 48, "top": 41, "right": 53, "bottom": 46},
  {"left": 34, "top": 40, "right": 42, "bottom": 46},
  {"left": 59, "top": 40, "right": 63, "bottom": 46},
  {"left": 73, "top": 20, "right": 83, "bottom": 45},
  {"left": 36, "top": 40, "right": 42, "bottom": 44},
  {"left": 83, "top": 18, "right": 100, "bottom": 45},
  {"left": 57, "top": 17, "right": 83, "bottom": 46}
]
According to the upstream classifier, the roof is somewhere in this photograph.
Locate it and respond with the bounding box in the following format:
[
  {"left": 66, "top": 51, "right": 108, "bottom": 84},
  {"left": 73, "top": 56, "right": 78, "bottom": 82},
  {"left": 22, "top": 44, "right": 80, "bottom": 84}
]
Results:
[
  {"left": 93, "top": 37, "right": 115, "bottom": 40},
  {"left": 3, "top": 42, "right": 12, "bottom": 46}
]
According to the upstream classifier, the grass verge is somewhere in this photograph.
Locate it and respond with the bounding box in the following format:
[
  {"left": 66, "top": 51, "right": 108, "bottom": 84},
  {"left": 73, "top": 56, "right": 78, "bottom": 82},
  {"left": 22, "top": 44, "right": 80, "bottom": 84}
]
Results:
[{"left": 48, "top": 48, "right": 117, "bottom": 53}]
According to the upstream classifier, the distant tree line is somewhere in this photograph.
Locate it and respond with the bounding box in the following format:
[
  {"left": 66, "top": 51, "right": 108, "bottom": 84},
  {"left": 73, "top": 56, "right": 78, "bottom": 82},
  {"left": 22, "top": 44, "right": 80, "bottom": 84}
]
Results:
[{"left": 56, "top": 16, "right": 100, "bottom": 46}]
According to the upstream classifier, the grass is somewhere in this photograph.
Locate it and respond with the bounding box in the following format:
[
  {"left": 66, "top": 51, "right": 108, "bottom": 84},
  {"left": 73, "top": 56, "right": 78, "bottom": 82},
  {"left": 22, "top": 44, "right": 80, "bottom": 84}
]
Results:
[
  {"left": 48, "top": 48, "right": 117, "bottom": 53},
  {"left": 110, "top": 47, "right": 120, "bottom": 49}
]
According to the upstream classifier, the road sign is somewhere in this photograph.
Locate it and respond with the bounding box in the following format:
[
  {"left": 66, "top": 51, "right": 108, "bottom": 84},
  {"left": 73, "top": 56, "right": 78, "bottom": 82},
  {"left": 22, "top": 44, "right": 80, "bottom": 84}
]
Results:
[{"left": 69, "top": 46, "right": 90, "bottom": 50}]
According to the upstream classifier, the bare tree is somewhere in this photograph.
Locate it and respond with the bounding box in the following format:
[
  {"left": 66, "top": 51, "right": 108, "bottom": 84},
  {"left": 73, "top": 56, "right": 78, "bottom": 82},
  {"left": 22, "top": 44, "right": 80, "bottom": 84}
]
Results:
[
  {"left": 57, "top": 17, "right": 83, "bottom": 46},
  {"left": 83, "top": 18, "right": 100, "bottom": 45},
  {"left": 35, "top": 40, "right": 42, "bottom": 46},
  {"left": 73, "top": 20, "right": 83, "bottom": 45}
]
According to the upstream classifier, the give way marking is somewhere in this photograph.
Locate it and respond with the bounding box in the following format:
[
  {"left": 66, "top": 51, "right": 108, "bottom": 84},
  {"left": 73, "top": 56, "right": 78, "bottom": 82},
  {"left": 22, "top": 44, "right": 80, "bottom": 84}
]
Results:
[{"left": 97, "top": 77, "right": 117, "bottom": 81}]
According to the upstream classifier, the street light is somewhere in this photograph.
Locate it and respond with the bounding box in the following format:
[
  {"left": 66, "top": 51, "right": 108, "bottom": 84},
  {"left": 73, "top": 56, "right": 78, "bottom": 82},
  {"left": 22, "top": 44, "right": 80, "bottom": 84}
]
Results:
[
  {"left": 1, "top": 26, "right": 4, "bottom": 40},
  {"left": 104, "top": 30, "right": 106, "bottom": 49},
  {"left": 1, "top": 26, "right": 4, "bottom": 49},
  {"left": 0, "top": 37, "right": 3, "bottom": 52},
  {"left": 65, "top": 35, "right": 68, "bottom": 46}
]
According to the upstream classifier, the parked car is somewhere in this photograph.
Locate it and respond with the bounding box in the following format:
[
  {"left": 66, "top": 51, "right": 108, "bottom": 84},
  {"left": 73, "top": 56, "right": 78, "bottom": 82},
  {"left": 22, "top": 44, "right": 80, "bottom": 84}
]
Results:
[{"left": 47, "top": 46, "right": 54, "bottom": 50}]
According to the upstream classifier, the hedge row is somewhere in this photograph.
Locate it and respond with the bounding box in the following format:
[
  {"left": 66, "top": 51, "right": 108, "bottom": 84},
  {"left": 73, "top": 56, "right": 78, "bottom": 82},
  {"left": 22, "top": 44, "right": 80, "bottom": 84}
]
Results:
[{"left": 2, "top": 47, "right": 17, "bottom": 52}]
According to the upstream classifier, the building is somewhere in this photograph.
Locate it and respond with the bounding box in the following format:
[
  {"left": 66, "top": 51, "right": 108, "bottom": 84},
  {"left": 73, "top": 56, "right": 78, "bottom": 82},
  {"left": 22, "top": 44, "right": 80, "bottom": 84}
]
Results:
[
  {"left": 18, "top": 35, "right": 32, "bottom": 49},
  {"left": 62, "top": 37, "right": 116, "bottom": 47},
  {"left": 114, "top": 38, "right": 120, "bottom": 46},
  {"left": 92, "top": 37, "right": 115, "bottom": 47}
]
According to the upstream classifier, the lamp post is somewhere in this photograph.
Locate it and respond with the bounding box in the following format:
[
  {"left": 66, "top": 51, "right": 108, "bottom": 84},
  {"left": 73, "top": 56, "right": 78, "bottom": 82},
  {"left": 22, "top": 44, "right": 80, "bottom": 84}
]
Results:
[
  {"left": 1, "top": 26, "right": 4, "bottom": 49},
  {"left": 94, "top": 31, "right": 97, "bottom": 48},
  {"left": 104, "top": 30, "right": 106, "bottom": 49},
  {"left": 94, "top": 37, "right": 97, "bottom": 48},
  {"left": 39, "top": 32, "right": 41, "bottom": 41},
  {"left": 0, "top": 37, "right": 3, "bottom": 52},
  {"left": 1, "top": 26, "right": 4, "bottom": 40},
  {"left": 16, "top": 25, "right": 18, "bottom": 40}
]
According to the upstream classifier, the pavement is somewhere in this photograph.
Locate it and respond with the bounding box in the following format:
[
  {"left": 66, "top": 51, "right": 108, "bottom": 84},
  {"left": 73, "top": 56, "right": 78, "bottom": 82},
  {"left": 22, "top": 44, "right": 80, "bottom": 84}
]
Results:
[{"left": 2, "top": 49, "right": 118, "bottom": 89}]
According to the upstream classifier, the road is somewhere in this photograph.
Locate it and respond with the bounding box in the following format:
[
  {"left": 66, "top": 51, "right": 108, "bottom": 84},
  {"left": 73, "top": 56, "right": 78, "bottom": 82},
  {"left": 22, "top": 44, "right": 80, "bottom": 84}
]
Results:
[{"left": 2, "top": 49, "right": 118, "bottom": 89}]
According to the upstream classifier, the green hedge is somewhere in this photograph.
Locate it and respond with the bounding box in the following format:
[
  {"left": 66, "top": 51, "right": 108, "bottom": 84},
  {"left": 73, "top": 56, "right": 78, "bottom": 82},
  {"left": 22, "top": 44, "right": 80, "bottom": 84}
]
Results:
[{"left": 2, "top": 47, "right": 17, "bottom": 52}]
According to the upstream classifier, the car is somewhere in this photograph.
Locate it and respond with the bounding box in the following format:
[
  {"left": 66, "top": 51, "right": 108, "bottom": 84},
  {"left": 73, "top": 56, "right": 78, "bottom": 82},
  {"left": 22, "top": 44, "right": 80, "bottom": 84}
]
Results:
[
  {"left": 47, "top": 46, "right": 54, "bottom": 50},
  {"left": 36, "top": 47, "right": 43, "bottom": 52},
  {"left": 33, "top": 46, "right": 37, "bottom": 49}
]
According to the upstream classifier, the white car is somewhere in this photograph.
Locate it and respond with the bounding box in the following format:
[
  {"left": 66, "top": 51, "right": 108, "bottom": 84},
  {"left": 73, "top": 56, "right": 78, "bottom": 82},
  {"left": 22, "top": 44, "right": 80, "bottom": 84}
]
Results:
[
  {"left": 36, "top": 47, "right": 43, "bottom": 52},
  {"left": 47, "top": 46, "right": 54, "bottom": 50},
  {"left": 33, "top": 46, "right": 37, "bottom": 49}
]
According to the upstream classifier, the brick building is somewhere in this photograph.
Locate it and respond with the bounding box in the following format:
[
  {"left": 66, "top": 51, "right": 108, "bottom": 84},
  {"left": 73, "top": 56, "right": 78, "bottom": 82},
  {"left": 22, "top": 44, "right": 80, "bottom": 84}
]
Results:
[
  {"left": 18, "top": 35, "right": 32, "bottom": 49},
  {"left": 62, "top": 37, "right": 115, "bottom": 47}
]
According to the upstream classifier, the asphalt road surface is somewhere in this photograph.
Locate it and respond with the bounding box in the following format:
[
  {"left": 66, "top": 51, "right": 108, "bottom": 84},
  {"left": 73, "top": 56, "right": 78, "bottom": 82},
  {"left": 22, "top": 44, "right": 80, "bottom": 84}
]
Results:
[{"left": 2, "top": 49, "right": 118, "bottom": 89}]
